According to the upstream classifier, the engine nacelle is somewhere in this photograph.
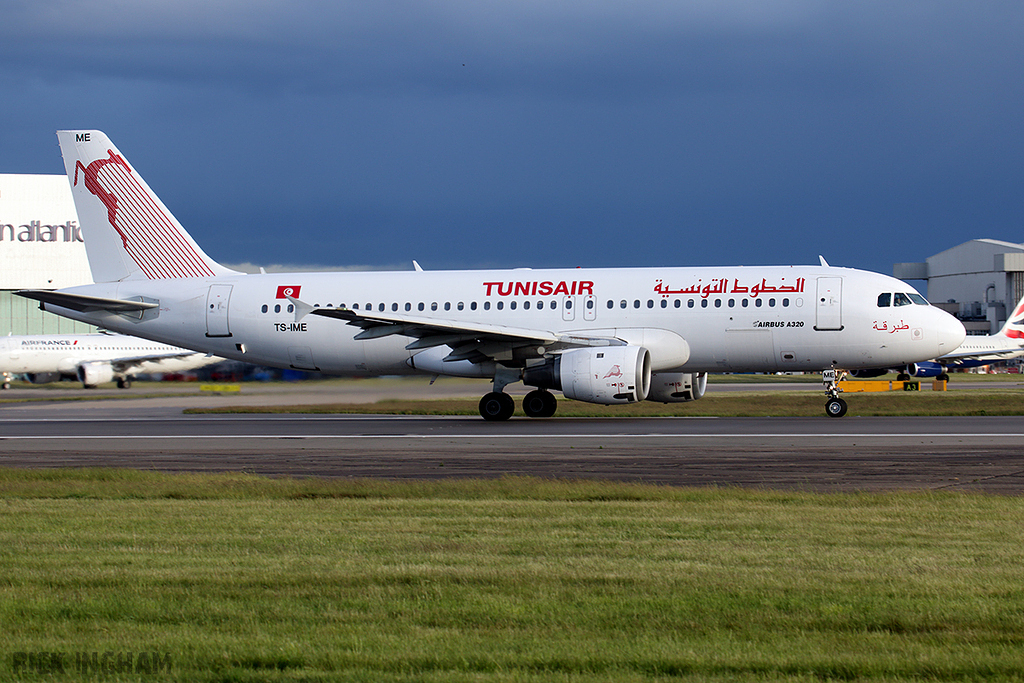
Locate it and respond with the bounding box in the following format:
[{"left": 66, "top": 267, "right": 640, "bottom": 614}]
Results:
[
  {"left": 647, "top": 372, "right": 708, "bottom": 402},
  {"left": 907, "top": 361, "right": 945, "bottom": 378},
  {"left": 26, "top": 372, "right": 62, "bottom": 384},
  {"left": 77, "top": 362, "right": 114, "bottom": 388},
  {"left": 850, "top": 367, "right": 889, "bottom": 379},
  {"left": 523, "top": 346, "right": 651, "bottom": 404}
]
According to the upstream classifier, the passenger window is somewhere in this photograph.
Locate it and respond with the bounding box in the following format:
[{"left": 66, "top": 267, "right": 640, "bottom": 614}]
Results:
[
  {"left": 768, "top": 298, "right": 775, "bottom": 307},
  {"left": 755, "top": 299, "right": 762, "bottom": 308},
  {"left": 877, "top": 293, "right": 891, "bottom": 307},
  {"left": 523, "top": 301, "right": 530, "bottom": 310},
  {"left": 647, "top": 300, "right": 654, "bottom": 308},
  {"left": 660, "top": 299, "right": 667, "bottom": 308},
  {"left": 607, "top": 300, "right": 614, "bottom": 309},
  {"left": 497, "top": 302, "right": 504, "bottom": 310},
  {"left": 458, "top": 302, "right": 464, "bottom": 310},
  {"left": 586, "top": 299, "right": 594, "bottom": 309},
  {"left": 471, "top": 302, "right": 477, "bottom": 310},
  {"left": 274, "top": 304, "right": 281, "bottom": 313},
  {"left": 379, "top": 303, "right": 385, "bottom": 311},
  {"left": 484, "top": 302, "right": 491, "bottom": 310},
  {"left": 405, "top": 303, "right": 411, "bottom": 311},
  {"left": 287, "top": 304, "right": 294, "bottom": 313},
  {"left": 418, "top": 303, "right": 425, "bottom": 311},
  {"left": 634, "top": 300, "right": 640, "bottom": 309},
  {"left": 714, "top": 299, "right": 722, "bottom": 308},
  {"left": 674, "top": 299, "right": 680, "bottom": 308},
  {"left": 742, "top": 299, "right": 749, "bottom": 308},
  {"left": 782, "top": 298, "right": 789, "bottom": 307},
  {"left": 565, "top": 300, "right": 572, "bottom": 309},
  {"left": 510, "top": 301, "right": 517, "bottom": 310},
  {"left": 701, "top": 300, "right": 708, "bottom": 308},
  {"left": 444, "top": 302, "right": 451, "bottom": 311},
  {"left": 687, "top": 300, "right": 694, "bottom": 308},
  {"left": 392, "top": 303, "right": 398, "bottom": 311},
  {"left": 431, "top": 302, "right": 438, "bottom": 311},
  {"left": 894, "top": 293, "right": 912, "bottom": 307},
  {"left": 261, "top": 304, "right": 268, "bottom": 313},
  {"left": 620, "top": 300, "right": 627, "bottom": 309}
]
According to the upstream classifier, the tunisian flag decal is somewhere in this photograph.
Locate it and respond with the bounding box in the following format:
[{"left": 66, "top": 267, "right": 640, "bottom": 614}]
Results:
[{"left": 276, "top": 285, "right": 301, "bottom": 299}]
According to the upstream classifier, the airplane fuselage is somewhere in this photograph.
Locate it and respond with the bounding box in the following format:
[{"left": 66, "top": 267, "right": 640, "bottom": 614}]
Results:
[{"left": 40, "top": 265, "right": 962, "bottom": 377}]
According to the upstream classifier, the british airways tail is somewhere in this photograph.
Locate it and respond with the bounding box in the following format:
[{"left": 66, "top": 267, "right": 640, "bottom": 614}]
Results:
[
  {"left": 56, "top": 130, "right": 239, "bottom": 283},
  {"left": 997, "top": 295, "right": 1024, "bottom": 340}
]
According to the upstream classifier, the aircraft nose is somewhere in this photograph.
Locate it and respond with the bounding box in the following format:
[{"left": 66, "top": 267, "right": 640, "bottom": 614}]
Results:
[{"left": 934, "top": 308, "right": 966, "bottom": 354}]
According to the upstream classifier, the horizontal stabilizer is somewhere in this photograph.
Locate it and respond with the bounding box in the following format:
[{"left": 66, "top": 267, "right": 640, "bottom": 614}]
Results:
[{"left": 15, "top": 290, "right": 158, "bottom": 314}]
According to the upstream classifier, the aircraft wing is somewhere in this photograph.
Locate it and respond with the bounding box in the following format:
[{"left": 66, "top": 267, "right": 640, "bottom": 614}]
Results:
[
  {"left": 16, "top": 290, "right": 157, "bottom": 314},
  {"left": 309, "top": 307, "right": 625, "bottom": 363},
  {"left": 108, "top": 351, "right": 211, "bottom": 373},
  {"left": 938, "top": 346, "right": 1024, "bottom": 363}
]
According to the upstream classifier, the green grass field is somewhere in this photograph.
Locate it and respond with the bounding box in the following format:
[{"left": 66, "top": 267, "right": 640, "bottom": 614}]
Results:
[{"left": 3, "top": 469, "right": 1024, "bottom": 681}]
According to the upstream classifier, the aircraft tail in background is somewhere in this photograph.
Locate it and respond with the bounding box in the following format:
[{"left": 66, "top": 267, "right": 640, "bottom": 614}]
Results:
[{"left": 55, "top": 130, "right": 238, "bottom": 283}]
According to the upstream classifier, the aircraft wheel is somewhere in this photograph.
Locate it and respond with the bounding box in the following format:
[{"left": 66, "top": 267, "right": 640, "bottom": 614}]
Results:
[
  {"left": 2, "top": 382, "right": 10, "bottom": 390},
  {"left": 479, "top": 392, "right": 515, "bottom": 421},
  {"left": 825, "top": 397, "right": 848, "bottom": 418},
  {"left": 938, "top": 373, "right": 950, "bottom": 382},
  {"left": 896, "top": 372, "right": 911, "bottom": 382},
  {"left": 523, "top": 389, "right": 557, "bottom": 418},
  {"left": 116, "top": 378, "right": 132, "bottom": 389}
]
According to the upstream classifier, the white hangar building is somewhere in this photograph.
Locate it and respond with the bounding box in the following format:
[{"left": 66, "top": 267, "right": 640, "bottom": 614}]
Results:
[
  {"left": 0, "top": 174, "right": 95, "bottom": 335},
  {"left": 895, "top": 239, "right": 1024, "bottom": 335}
]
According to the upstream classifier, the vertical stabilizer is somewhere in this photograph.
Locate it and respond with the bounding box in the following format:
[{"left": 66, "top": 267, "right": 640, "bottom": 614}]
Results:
[
  {"left": 56, "top": 130, "right": 238, "bottom": 282},
  {"left": 998, "top": 294, "right": 1024, "bottom": 339}
]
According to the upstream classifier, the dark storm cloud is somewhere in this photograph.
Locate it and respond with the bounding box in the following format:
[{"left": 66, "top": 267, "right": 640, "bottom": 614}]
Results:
[{"left": 1, "top": 1, "right": 1022, "bottom": 275}]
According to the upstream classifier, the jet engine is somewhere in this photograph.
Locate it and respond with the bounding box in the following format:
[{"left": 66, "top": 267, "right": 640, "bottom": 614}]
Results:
[
  {"left": 26, "top": 372, "right": 62, "bottom": 384},
  {"left": 77, "top": 362, "right": 114, "bottom": 388},
  {"left": 647, "top": 371, "right": 708, "bottom": 402},
  {"left": 523, "top": 346, "right": 651, "bottom": 404},
  {"left": 850, "top": 368, "right": 888, "bottom": 378},
  {"left": 905, "top": 361, "right": 945, "bottom": 378}
]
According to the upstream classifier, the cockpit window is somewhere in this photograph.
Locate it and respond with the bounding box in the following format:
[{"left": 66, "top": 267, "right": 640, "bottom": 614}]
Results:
[
  {"left": 877, "top": 293, "right": 891, "bottom": 308},
  {"left": 893, "top": 292, "right": 912, "bottom": 307},
  {"left": 908, "top": 292, "right": 928, "bottom": 305}
]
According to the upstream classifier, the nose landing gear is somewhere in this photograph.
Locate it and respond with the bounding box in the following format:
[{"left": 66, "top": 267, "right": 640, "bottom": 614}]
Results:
[{"left": 822, "top": 368, "right": 848, "bottom": 418}]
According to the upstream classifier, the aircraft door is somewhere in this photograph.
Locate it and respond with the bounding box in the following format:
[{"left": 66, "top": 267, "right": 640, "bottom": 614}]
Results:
[
  {"left": 814, "top": 277, "right": 843, "bottom": 331},
  {"left": 205, "top": 284, "right": 233, "bottom": 337},
  {"left": 583, "top": 295, "right": 597, "bottom": 321}
]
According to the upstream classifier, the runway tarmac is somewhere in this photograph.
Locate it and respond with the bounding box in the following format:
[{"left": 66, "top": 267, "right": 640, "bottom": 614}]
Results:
[{"left": 3, "top": 379, "right": 1024, "bottom": 493}]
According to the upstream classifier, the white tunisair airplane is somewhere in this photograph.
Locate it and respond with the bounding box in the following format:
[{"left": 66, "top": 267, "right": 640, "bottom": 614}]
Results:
[
  {"left": 17, "top": 130, "right": 965, "bottom": 419},
  {"left": 853, "top": 293, "right": 1024, "bottom": 381},
  {"left": 0, "top": 332, "right": 223, "bottom": 389}
]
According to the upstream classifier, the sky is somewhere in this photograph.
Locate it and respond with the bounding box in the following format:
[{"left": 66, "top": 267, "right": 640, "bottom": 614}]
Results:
[{"left": 2, "top": 0, "right": 1022, "bottom": 276}]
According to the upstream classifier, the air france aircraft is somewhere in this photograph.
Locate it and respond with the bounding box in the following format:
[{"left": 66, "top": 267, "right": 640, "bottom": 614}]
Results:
[
  {"left": 18, "top": 130, "right": 965, "bottom": 419},
  {"left": 0, "top": 332, "right": 222, "bottom": 389},
  {"left": 854, "top": 293, "right": 1024, "bottom": 381}
]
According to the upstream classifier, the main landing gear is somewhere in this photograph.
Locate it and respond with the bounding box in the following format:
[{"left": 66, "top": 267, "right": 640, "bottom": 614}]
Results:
[
  {"left": 478, "top": 367, "right": 557, "bottom": 421},
  {"left": 479, "top": 389, "right": 558, "bottom": 421},
  {"left": 822, "top": 368, "right": 848, "bottom": 418}
]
